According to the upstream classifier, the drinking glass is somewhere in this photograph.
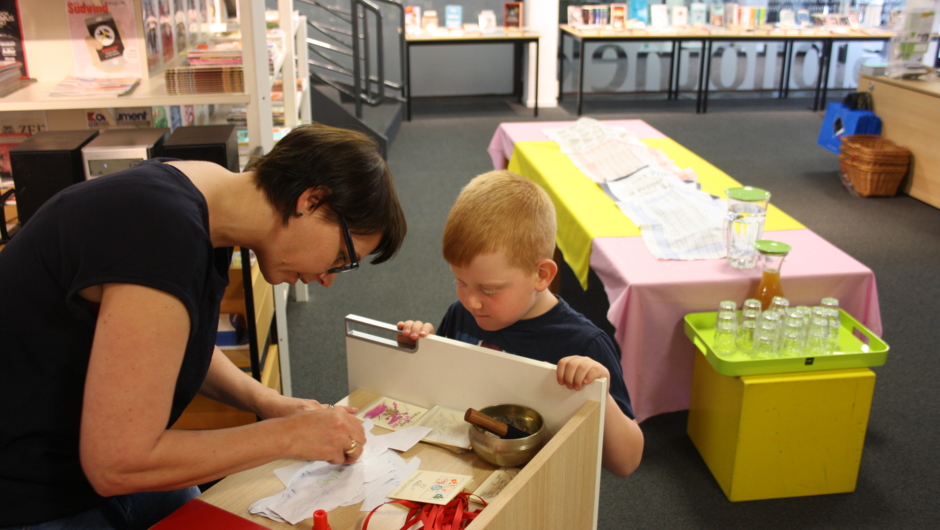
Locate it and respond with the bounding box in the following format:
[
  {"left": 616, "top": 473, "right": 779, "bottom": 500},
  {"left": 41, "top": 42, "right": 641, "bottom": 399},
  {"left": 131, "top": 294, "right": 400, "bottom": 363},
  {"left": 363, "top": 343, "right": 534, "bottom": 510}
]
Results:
[
  {"left": 736, "top": 318, "right": 758, "bottom": 353},
  {"left": 806, "top": 317, "right": 830, "bottom": 356},
  {"left": 714, "top": 319, "right": 737, "bottom": 356},
  {"left": 743, "top": 298, "right": 762, "bottom": 316},
  {"left": 779, "top": 319, "right": 805, "bottom": 357},
  {"left": 770, "top": 296, "right": 790, "bottom": 320},
  {"left": 820, "top": 297, "right": 840, "bottom": 314},
  {"left": 754, "top": 320, "right": 779, "bottom": 358}
]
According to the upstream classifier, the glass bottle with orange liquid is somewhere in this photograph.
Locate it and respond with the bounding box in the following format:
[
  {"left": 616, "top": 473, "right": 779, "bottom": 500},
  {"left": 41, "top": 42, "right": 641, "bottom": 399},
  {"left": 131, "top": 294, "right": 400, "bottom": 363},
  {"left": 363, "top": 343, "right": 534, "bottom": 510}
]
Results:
[{"left": 752, "top": 240, "right": 792, "bottom": 310}]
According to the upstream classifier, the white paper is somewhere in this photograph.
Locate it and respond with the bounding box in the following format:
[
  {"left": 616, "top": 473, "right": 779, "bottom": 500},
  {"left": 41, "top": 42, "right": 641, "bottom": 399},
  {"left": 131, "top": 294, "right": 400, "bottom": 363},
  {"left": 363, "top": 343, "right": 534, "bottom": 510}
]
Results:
[
  {"left": 249, "top": 418, "right": 425, "bottom": 524},
  {"left": 375, "top": 424, "right": 434, "bottom": 452}
]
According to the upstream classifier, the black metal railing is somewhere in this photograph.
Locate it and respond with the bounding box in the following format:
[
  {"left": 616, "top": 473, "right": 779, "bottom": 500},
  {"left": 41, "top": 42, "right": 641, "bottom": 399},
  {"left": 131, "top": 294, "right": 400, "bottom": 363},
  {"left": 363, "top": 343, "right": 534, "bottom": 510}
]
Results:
[{"left": 298, "top": 0, "right": 406, "bottom": 119}]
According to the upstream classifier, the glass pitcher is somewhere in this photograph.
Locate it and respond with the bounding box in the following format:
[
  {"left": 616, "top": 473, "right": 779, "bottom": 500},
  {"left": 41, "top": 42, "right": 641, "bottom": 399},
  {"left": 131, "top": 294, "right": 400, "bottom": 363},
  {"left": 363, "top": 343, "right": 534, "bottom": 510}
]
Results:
[
  {"left": 752, "top": 240, "right": 791, "bottom": 310},
  {"left": 723, "top": 187, "right": 771, "bottom": 269}
]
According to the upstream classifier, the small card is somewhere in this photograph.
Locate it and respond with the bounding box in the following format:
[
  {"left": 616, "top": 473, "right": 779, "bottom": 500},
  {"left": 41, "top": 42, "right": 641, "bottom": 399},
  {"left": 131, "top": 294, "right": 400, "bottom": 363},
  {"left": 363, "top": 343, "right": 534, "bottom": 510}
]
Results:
[
  {"left": 357, "top": 396, "right": 428, "bottom": 431},
  {"left": 471, "top": 468, "right": 520, "bottom": 503},
  {"left": 388, "top": 470, "right": 474, "bottom": 505},
  {"left": 417, "top": 405, "right": 472, "bottom": 453}
]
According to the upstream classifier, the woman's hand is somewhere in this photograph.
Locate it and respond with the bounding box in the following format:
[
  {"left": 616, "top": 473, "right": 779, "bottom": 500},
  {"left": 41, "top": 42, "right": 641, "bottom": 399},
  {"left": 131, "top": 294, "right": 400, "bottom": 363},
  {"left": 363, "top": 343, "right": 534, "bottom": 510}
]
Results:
[
  {"left": 396, "top": 320, "right": 435, "bottom": 346},
  {"left": 284, "top": 408, "right": 367, "bottom": 465},
  {"left": 556, "top": 356, "right": 610, "bottom": 391}
]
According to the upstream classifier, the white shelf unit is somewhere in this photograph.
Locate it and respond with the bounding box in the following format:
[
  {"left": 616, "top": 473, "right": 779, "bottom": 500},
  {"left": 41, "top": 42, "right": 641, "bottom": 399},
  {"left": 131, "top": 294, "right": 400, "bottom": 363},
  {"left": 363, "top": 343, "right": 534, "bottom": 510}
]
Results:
[{"left": 3, "top": 0, "right": 311, "bottom": 397}]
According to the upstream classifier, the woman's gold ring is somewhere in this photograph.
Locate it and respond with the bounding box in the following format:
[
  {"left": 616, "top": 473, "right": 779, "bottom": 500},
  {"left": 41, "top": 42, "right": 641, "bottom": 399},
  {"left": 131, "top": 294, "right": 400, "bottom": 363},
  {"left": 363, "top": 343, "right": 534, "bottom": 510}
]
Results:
[{"left": 344, "top": 439, "right": 358, "bottom": 454}]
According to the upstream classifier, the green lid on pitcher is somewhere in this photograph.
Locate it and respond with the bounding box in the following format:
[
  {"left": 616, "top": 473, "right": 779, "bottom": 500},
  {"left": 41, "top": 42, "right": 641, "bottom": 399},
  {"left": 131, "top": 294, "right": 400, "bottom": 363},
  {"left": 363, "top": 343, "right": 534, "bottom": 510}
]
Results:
[
  {"left": 726, "top": 186, "right": 771, "bottom": 202},
  {"left": 753, "top": 240, "right": 791, "bottom": 254}
]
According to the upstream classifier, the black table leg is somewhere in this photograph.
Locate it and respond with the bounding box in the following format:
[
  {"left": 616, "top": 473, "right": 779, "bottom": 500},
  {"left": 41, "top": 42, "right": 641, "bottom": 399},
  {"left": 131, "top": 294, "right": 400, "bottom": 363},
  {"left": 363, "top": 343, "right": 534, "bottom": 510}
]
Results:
[
  {"left": 696, "top": 39, "right": 710, "bottom": 113},
  {"left": 704, "top": 39, "right": 713, "bottom": 113},
  {"left": 669, "top": 39, "right": 678, "bottom": 100},
  {"left": 577, "top": 38, "right": 585, "bottom": 115},
  {"left": 558, "top": 29, "right": 564, "bottom": 103},
  {"left": 813, "top": 39, "right": 832, "bottom": 111},
  {"left": 819, "top": 40, "right": 835, "bottom": 111},
  {"left": 534, "top": 39, "right": 539, "bottom": 117},
  {"left": 406, "top": 43, "right": 412, "bottom": 121}
]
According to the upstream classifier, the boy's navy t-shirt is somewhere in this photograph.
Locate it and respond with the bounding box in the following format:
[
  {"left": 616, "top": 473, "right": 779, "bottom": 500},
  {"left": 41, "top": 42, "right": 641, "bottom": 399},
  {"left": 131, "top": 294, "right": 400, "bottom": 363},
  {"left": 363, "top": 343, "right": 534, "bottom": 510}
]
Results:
[
  {"left": 0, "top": 158, "right": 231, "bottom": 525},
  {"left": 437, "top": 297, "right": 635, "bottom": 419}
]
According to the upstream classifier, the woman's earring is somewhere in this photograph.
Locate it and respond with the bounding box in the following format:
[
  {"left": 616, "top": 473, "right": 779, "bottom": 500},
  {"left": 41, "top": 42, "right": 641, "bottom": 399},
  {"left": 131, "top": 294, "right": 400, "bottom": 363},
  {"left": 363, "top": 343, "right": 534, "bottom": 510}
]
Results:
[{"left": 295, "top": 211, "right": 303, "bottom": 217}]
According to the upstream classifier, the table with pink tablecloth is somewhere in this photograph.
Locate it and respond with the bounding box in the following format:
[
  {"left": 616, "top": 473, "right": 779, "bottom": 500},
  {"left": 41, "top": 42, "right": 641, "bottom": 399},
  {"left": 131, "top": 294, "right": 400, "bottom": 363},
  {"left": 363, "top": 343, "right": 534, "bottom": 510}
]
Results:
[{"left": 489, "top": 120, "right": 884, "bottom": 423}]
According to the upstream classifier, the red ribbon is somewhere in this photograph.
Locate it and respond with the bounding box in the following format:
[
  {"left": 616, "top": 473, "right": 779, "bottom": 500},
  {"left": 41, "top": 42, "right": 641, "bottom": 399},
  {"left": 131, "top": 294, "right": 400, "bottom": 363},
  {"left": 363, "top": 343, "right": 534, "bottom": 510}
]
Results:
[{"left": 362, "top": 492, "right": 487, "bottom": 530}]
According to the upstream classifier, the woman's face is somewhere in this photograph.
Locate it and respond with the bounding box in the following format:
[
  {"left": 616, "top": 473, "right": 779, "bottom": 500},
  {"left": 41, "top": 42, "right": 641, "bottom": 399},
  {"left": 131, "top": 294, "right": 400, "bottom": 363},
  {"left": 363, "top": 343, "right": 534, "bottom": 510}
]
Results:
[{"left": 256, "top": 207, "right": 381, "bottom": 287}]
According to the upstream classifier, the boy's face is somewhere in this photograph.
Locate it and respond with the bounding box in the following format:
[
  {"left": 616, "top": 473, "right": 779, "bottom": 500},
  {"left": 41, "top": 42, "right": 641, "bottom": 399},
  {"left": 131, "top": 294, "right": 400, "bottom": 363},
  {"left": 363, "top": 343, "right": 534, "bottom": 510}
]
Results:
[{"left": 450, "top": 251, "right": 547, "bottom": 332}]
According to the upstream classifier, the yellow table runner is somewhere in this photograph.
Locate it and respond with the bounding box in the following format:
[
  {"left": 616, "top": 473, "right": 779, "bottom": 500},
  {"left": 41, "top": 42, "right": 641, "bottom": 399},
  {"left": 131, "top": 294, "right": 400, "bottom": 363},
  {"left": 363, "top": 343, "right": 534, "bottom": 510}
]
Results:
[{"left": 507, "top": 140, "right": 804, "bottom": 289}]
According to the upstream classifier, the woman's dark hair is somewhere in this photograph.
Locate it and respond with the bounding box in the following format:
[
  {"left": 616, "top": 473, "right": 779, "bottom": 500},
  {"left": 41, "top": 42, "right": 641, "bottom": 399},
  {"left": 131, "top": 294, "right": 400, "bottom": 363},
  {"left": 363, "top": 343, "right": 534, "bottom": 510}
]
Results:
[{"left": 248, "top": 123, "right": 406, "bottom": 264}]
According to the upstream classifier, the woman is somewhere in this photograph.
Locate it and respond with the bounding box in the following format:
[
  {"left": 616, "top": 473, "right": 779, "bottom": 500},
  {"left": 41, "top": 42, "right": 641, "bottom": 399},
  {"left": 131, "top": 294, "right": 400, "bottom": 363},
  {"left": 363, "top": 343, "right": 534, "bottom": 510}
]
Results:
[{"left": 0, "top": 123, "right": 407, "bottom": 528}]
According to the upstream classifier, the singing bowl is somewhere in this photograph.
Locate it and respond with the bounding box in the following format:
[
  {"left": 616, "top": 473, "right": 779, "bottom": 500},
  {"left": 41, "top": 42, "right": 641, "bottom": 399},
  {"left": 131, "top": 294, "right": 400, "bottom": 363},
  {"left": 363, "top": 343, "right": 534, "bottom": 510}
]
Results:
[{"left": 468, "top": 404, "right": 547, "bottom": 467}]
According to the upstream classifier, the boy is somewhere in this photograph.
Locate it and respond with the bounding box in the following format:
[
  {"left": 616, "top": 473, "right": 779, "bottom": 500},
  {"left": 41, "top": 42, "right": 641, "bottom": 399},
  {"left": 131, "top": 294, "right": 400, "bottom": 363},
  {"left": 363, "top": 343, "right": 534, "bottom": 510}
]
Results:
[{"left": 398, "top": 170, "right": 643, "bottom": 477}]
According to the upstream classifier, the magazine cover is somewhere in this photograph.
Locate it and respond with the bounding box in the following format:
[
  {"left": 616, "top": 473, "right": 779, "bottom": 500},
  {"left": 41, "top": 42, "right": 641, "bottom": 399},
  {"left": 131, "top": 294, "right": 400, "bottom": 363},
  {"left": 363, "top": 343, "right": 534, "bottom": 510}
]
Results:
[
  {"left": 503, "top": 2, "right": 523, "bottom": 28},
  {"left": 0, "top": 0, "right": 28, "bottom": 77},
  {"left": 159, "top": 0, "right": 176, "bottom": 64},
  {"left": 0, "top": 132, "right": 28, "bottom": 181},
  {"left": 66, "top": 0, "right": 141, "bottom": 78},
  {"left": 142, "top": 0, "right": 162, "bottom": 73},
  {"left": 174, "top": 0, "right": 188, "bottom": 54},
  {"left": 404, "top": 5, "right": 421, "bottom": 31}
]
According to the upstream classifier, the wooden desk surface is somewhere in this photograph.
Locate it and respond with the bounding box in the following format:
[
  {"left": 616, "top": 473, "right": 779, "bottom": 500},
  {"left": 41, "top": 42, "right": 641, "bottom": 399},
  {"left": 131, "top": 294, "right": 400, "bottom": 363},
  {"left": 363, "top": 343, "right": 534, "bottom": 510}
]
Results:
[
  {"left": 199, "top": 389, "right": 501, "bottom": 529},
  {"left": 859, "top": 73, "right": 940, "bottom": 99},
  {"left": 406, "top": 30, "right": 539, "bottom": 43}
]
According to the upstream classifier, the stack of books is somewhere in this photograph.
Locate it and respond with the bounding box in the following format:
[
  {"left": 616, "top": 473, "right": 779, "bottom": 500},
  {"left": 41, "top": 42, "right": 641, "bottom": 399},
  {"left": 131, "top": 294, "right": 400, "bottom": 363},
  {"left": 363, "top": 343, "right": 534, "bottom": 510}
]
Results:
[
  {"left": 0, "top": 61, "right": 22, "bottom": 98},
  {"left": 166, "top": 63, "right": 245, "bottom": 95},
  {"left": 165, "top": 32, "right": 283, "bottom": 95}
]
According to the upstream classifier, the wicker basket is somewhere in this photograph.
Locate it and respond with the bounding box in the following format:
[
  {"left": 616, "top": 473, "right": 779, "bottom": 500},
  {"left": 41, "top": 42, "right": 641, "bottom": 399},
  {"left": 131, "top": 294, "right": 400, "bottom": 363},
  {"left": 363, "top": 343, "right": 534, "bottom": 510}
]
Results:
[{"left": 839, "top": 135, "right": 911, "bottom": 197}]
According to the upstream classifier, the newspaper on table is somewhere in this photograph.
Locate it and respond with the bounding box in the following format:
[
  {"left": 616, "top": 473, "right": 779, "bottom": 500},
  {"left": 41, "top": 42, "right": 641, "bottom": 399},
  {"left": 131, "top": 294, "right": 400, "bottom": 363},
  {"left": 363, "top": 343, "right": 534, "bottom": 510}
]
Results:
[
  {"left": 543, "top": 118, "right": 725, "bottom": 260},
  {"left": 604, "top": 167, "right": 726, "bottom": 260},
  {"left": 542, "top": 117, "right": 697, "bottom": 184}
]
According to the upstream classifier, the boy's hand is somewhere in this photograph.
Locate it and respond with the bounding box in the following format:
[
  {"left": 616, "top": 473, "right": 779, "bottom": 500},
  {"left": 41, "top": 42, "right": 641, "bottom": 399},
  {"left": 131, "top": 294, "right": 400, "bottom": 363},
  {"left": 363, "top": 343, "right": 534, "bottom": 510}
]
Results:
[
  {"left": 396, "top": 320, "right": 435, "bottom": 346},
  {"left": 556, "top": 356, "right": 609, "bottom": 391}
]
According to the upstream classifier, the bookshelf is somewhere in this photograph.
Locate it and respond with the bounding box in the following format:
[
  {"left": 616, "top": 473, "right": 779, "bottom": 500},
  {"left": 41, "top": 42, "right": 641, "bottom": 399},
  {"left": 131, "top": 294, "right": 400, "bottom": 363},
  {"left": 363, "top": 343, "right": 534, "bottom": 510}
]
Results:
[{"left": 3, "top": 0, "right": 311, "bottom": 425}]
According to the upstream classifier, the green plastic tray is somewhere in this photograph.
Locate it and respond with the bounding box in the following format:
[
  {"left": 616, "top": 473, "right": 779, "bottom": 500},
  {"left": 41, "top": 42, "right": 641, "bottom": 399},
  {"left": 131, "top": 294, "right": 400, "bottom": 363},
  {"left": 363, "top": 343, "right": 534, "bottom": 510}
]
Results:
[{"left": 683, "top": 309, "right": 889, "bottom": 377}]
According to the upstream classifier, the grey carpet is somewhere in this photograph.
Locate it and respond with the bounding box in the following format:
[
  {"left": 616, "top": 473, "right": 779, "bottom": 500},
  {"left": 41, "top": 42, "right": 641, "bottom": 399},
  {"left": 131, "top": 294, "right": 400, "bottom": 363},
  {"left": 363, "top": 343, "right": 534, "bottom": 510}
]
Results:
[{"left": 286, "top": 95, "right": 940, "bottom": 528}]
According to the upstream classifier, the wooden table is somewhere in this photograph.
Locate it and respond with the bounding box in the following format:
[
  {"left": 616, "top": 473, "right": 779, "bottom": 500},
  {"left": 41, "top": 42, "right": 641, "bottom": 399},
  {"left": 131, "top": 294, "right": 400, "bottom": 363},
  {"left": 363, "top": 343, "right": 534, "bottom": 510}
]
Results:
[
  {"left": 858, "top": 73, "right": 940, "bottom": 208},
  {"left": 197, "top": 316, "right": 606, "bottom": 529},
  {"left": 405, "top": 31, "right": 540, "bottom": 120}
]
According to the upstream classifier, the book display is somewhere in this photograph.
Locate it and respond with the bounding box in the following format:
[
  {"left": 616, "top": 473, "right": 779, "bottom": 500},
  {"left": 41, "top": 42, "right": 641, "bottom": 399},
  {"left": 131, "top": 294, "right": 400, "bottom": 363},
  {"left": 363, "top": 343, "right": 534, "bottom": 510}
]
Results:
[
  {"left": 0, "top": 0, "right": 27, "bottom": 77},
  {"left": 0, "top": 1, "right": 312, "bottom": 412},
  {"left": 403, "top": 2, "right": 535, "bottom": 36},
  {"left": 562, "top": 0, "right": 896, "bottom": 35}
]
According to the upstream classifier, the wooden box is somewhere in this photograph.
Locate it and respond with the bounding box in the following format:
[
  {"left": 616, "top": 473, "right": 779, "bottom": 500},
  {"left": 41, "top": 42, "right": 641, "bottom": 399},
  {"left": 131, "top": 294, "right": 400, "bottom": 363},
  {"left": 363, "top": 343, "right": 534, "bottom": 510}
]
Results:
[{"left": 199, "top": 315, "right": 607, "bottom": 528}]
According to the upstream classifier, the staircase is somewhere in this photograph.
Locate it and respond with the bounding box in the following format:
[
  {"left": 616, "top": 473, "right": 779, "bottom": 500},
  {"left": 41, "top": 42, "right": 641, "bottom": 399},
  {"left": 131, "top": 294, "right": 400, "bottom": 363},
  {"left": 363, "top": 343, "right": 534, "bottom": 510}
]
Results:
[{"left": 297, "top": 0, "right": 406, "bottom": 158}]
